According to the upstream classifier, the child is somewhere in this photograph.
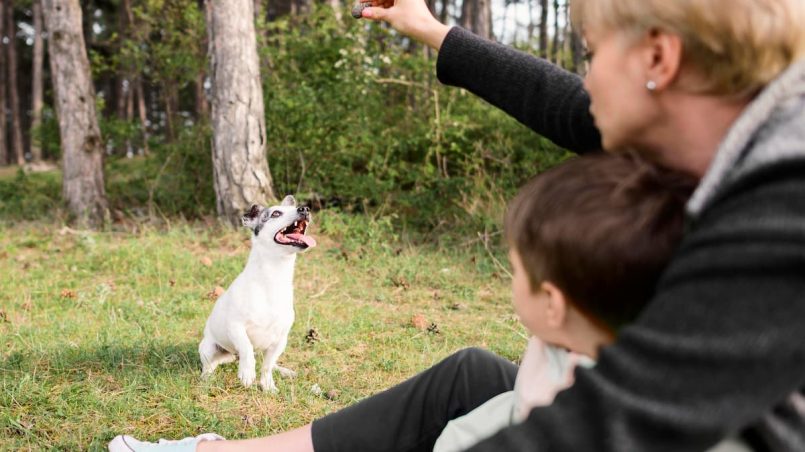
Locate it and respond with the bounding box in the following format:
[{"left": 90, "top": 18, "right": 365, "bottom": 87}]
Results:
[{"left": 434, "top": 152, "right": 698, "bottom": 451}]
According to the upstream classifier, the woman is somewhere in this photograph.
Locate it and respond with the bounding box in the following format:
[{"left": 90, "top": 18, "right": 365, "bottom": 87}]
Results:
[{"left": 112, "top": 0, "right": 805, "bottom": 450}]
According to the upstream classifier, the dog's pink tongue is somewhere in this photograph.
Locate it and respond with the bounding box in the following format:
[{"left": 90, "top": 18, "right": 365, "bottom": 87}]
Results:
[{"left": 287, "top": 233, "right": 316, "bottom": 247}]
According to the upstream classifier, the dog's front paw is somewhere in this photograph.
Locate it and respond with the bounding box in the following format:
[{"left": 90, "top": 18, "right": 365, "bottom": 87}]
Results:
[
  {"left": 260, "top": 374, "right": 279, "bottom": 393},
  {"left": 238, "top": 365, "right": 257, "bottom": 388}
]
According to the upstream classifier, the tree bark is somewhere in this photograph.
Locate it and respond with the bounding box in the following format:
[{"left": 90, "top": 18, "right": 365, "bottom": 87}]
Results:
[
  {"left": 552, "top": 0, "right": 560, "bottom": 64},
  {"left": 6, "top": 0, "right": 25, "bottom": 165},
  {"left": 195, "top": 72, "right": 209, "bottom": 119},
  {"left": 570, "top": 26, "right": 586, "bottom": 76},
  {"left": 134, "top": 78, "right": 149, "bottom": 155},
  {"left": 0, "top": 0, "right": 7, "bottom": 166},
  {"left": 538, "top": 0, "right": 548, "bottom": 58},
  {"left": 253, "top": 0, "right": 262, "bottom": 21},
  {"left": 30, "top": 0, "right": 45, "bottom": 162},
  {"left": 438, "top": 0, "right": 449, "bottom": 24},
  {"left": 460, "top": 0, "right": 492, "bottom": 41},
  {"left": 205, "top": 0, "right": 274, "bottom": 225},
  {"left": 43, "top": 0, "right": 109, "bottom": 227}
]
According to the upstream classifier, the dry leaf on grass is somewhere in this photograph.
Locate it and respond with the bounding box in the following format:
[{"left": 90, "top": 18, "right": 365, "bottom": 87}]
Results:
[
  {"left": 60, "top": 289, "right": 77, "bottom": 299},
  {"left": 200, "top": 256, "right": 213, "bottom": 267},
  {"left": 411, "top": 314, "right": 428, "bottom": 330},
  {"left": 391, "top": 276, "right": 410, "bottom": 290}
]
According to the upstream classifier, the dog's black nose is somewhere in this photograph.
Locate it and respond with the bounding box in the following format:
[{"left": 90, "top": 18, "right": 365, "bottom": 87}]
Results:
[{"left": 297, "top": 206, "right": 310, "bottom": 215}]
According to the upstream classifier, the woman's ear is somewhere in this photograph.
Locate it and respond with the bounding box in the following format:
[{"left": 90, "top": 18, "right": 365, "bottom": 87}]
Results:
[
  {"left": 642, "top": 28, "right": 683, "bottom": 91},
  {"left": 540, "top": 281, "right": 568, "bottom": 328}
]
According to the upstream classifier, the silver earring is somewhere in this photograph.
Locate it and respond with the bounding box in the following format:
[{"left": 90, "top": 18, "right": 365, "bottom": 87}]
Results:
[{"left": 646, "top": 80, "right": 657, "bottom": 91}]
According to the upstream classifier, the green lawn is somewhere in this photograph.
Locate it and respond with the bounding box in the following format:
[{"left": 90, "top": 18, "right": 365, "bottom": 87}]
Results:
[{"left": 0, "top": 212, "right": 525, "bottom": 450}]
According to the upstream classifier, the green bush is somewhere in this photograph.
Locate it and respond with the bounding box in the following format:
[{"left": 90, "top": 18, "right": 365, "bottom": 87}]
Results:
[{"left": 0, "top": 169, "right": 63, "bottom": 221}]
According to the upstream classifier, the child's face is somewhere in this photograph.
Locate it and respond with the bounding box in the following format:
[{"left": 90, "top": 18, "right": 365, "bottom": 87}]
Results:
[{"left": 509, "top": 250, "right": 565, "bottom": 346}]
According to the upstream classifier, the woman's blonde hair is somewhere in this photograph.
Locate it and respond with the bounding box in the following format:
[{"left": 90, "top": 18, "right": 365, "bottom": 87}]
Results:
[{"left": 570, "top": 0, "right": 805, "bottom": 96}]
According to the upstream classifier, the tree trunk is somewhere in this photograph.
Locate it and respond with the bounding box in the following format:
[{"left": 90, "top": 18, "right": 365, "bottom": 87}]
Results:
[
  {"left": 6, "top": 0, "right": 25, "bottom": 165},
  {"left": 195, "top": 72, "right": 209, "bottom": 119},
  {"left": 253, "top": 0, "right": 262, "bottom": 21},
  {"left": 438, "top": 0, "right": 449, "bottom": 25},
  {"left": 30, "top": 0, "right": 45, "bottom": 162},
  {"left": 460, "top": 0, "right": 492, "bottom": 41},
  {"left": 570, "top": 26, "right": 586, "bottom": 76},
  {"left": 538, "top": 0, "right": 548, "bottom": 58},
  {"left": 0, "top": 0, "right": 7, "bottom": 166},
  {"left": 135, "top": 78, "right": 149, "bottom": 155},
  {"left": 205, "top": 0, "right": 275, "bottom": 225},
  {"left": 43, "top": 0, "right": 108, "bottom": 227},
  {"left": 552, "top": 0, "right": 560, "bottom": 64}
]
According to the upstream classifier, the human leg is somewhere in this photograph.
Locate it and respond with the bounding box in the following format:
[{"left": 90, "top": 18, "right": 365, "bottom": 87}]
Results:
[{"left": 311, "top": 347, "right": 518, "bottom": 452}]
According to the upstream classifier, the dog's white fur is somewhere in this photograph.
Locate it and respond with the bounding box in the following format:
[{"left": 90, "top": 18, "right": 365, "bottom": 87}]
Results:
[{"left": 199, "top": 195, "right": 314, "bottom": 392}]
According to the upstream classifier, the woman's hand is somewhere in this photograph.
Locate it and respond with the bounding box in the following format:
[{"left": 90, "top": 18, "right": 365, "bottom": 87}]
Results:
[{"left": 360, "top": 0, "right": 452, "bottom": 50}]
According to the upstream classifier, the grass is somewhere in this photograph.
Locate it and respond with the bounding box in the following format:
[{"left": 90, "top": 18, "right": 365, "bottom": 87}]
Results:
[{"left": 0, "top": 211, "right": 526, "bottom": 450}]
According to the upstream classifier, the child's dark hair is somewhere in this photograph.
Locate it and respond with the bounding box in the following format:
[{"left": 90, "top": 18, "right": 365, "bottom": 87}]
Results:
[{"left": 505, "top": 153, "right": 697, "bottom": 332}]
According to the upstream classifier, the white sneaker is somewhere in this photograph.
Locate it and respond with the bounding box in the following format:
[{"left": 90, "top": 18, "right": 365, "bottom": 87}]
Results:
[{"left": 108, "top": 433, "right": 224, "bottom": 452}]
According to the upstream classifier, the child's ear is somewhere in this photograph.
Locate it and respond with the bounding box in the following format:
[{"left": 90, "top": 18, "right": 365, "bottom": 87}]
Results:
[{"left": 540, "top": 281, "right": 568, "bottom": 328}]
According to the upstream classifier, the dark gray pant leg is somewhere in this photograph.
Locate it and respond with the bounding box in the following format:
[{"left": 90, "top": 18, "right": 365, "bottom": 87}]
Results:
[{"left": 312, "top": 348, "right": 518, "bottom": 452}]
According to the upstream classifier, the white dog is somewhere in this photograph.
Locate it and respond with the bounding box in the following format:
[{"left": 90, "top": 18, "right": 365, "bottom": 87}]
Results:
[{"left": 199, "top": 195, "right": 316, "bottom": 392}]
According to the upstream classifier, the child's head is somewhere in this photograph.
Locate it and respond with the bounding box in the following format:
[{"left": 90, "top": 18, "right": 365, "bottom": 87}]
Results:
[{"left": 505, "top": 153, "right": 696, "bottom": 356}]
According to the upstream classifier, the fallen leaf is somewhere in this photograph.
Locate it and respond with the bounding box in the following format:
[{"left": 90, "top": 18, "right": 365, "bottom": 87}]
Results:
[
  {"left": 391, "top": 276, "right": 410, "bottom": 290},
  {"left": 325, "top": 389, "right": 339, "bottom": 400},
  {"left": 0, "top": 310, "right": 7, "bottom": 323},
  {"left": 427, "top": 323, "right": 441, "bottom": 335},
  {"left": 200, "top": 256, "right": 213, "bottom": 267},
  {"left": 305, "top": 328, "right": 320, "bottom": 344},
  {"left": 411, "top": 314, "right": 428, "bottom": 330},
  {"left": 60, "top": 289, "right": 77, "bottom": 299},
  {"left": 169, "top": 279, "right": 176, "bottom": 287}
]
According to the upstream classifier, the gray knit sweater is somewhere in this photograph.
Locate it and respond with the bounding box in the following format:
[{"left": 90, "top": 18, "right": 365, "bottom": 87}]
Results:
[{"left": 437, "top": 27, "right": 805, "bottom": 452}]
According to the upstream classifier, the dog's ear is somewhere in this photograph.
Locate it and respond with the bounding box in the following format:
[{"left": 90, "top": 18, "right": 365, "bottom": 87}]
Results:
[
  {"left": 241, "top": 204, "right": 262, "bottom": 230},
  {"left": 281, "top": 195, "right": 296, "bottom": 207}
]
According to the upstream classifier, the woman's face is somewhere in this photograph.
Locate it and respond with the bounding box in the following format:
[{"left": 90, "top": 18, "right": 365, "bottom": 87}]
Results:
[{"left": 583, "top": 29, "right": 660, "bottom": 152}]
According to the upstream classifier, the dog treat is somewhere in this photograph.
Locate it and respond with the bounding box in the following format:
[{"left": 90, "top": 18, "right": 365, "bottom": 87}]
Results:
[{"left": 351, "top": 2, "right": 371, "bottom": 19}]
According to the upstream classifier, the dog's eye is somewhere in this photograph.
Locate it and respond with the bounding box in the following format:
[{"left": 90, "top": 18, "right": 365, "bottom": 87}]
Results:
[{"left": 271, "top": 210, "right": 282, "bottom": 218}]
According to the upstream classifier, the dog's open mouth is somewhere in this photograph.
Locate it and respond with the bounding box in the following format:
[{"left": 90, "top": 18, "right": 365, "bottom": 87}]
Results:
[{"left": 274, "top": 219, "right": 317, "bottom": 249}]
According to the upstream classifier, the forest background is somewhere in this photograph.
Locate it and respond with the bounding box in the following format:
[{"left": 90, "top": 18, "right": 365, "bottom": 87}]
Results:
[{"left": 0, "top": 0, "right": 582, "bottom": 231}]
